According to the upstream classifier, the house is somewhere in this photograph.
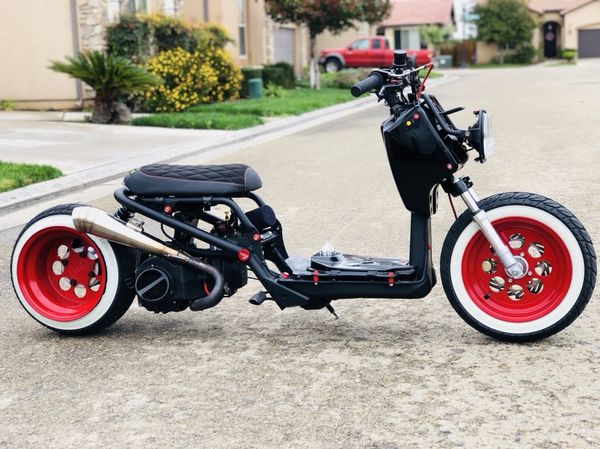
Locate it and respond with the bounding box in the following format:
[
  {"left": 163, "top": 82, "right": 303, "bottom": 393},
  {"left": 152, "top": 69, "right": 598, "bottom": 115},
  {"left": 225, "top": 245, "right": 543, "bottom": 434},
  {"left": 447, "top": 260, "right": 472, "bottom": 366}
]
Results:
[
  {"left": 0, "top": 0, "right": 309, "bottom": 110},
  {"left": 529, "top": 0, "right": 600, "bottom": 58},
  {"left": 379, "top": 0, "right": 454, "bottom": 50},
  {"left": 476, "top": 0, "right": 600, "bottom": 63}
]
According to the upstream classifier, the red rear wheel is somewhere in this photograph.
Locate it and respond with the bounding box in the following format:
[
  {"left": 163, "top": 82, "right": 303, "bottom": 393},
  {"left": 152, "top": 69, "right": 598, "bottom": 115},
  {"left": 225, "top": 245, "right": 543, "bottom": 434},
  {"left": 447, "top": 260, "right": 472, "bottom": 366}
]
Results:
[
  {"left": 441, "top": 193, "right": 595, "bottom": 342},
  {"left": 16, "top": 227, "right": 107, "bottom": 322},
  {"left": 11, "top": 204, "right": 135, "bottom": 334}
]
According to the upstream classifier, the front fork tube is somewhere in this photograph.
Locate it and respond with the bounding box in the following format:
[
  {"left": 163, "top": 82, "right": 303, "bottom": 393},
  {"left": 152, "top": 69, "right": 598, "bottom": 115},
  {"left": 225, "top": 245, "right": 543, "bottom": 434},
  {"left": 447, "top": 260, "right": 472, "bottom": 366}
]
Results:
[{"left": 448, "top": 177, "right": 526, "bottom": 279}]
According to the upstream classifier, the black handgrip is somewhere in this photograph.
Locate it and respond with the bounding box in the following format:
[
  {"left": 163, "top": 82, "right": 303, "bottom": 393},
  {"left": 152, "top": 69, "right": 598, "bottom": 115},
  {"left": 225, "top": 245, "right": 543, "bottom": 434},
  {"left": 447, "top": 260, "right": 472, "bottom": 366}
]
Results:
[{"left": 350, "top": 72, "right": 384, "bottom": 97}]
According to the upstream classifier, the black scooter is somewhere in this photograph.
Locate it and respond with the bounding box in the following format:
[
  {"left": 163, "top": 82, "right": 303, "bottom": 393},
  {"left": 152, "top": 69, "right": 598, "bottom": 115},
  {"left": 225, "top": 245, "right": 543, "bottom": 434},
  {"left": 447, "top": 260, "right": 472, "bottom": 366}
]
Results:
[{"left": 11, "top": 51, "right": 596, "bottom": 342}]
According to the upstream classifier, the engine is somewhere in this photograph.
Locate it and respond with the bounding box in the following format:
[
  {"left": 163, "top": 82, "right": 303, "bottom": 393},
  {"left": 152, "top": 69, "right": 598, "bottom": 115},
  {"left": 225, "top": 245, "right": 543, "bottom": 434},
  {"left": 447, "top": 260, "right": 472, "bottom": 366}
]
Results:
[{"left": 134, "top": 256, "right": 247, "bottom": 313}]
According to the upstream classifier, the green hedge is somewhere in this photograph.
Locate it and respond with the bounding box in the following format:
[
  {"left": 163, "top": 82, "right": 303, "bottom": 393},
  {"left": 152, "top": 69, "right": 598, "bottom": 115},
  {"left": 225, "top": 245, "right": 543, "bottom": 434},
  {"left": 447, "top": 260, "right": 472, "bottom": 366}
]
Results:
[{"left": 263, "top": 62, "right": 295, "bottom": 88}]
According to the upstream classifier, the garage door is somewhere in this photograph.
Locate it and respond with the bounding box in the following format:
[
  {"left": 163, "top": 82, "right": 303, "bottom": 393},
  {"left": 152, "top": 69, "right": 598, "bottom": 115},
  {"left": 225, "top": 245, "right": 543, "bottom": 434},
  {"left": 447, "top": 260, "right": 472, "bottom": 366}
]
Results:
[
  {"left": 578, "top": 29, "right": 600, "bottom": 58},
  {"left": 274, "top": 27, "right": 295, "bottom": 65}
]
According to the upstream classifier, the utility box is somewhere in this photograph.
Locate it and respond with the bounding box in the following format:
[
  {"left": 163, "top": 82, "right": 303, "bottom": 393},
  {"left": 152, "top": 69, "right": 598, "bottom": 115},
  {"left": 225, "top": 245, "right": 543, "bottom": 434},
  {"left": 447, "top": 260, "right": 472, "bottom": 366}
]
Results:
[
  {"left": 248, "top": 78, "right": 263, "bottom": 99},
  {"left": 435, "top": 55, "right": 453, "bottom": 68}
]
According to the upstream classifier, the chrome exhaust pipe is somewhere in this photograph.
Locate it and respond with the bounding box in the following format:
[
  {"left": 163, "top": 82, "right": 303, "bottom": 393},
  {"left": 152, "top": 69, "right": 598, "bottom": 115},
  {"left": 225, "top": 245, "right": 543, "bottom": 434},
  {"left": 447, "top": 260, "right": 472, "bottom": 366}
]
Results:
[{"left": 72, "top": 206, "right": 224, "bottom": 311}]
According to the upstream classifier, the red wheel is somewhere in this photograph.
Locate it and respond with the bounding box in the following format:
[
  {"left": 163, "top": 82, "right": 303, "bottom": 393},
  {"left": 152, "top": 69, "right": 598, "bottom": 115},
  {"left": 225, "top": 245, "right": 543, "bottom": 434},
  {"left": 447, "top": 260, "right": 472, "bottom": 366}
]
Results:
[
  {"left": 11, "top": 204, "right": 135, "bottom": 334},
  {"left": 441, "top": 193, "right": 596, "bottom": 342},
  {"left": 16, "top": 227, "right": 107, "bottom": 322},
  {"left": 461, "top": 216, "right": 572, "bottom": 323}
]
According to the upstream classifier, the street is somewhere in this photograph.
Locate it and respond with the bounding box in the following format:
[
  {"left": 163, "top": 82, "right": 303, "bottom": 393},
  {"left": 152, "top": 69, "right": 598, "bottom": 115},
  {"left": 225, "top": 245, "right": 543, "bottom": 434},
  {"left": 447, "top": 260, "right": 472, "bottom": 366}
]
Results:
[{"left": 1, "top": 65, "right": 600, "bottom": 448}]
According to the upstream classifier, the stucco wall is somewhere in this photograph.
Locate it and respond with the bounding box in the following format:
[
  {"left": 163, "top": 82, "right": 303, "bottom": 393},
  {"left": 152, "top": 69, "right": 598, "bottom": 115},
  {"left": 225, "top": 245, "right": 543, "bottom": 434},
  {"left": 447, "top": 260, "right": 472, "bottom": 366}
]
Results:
[
  {"left": 564, "top": 1, "right": 600, "bottom": 49},
  {"left": 476, "top": 41, "right": 499, "bottom": 64},
  {"left": 0, "top": 0, "right": 78, "bottom": 106}
]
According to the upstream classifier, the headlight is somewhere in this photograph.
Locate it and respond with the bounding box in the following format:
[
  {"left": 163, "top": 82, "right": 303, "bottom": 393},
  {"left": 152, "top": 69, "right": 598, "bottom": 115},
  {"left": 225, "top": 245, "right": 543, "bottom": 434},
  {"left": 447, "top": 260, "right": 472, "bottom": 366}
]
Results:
[{"left": 469, "top": 110, "right": 494, "bottom": 163}]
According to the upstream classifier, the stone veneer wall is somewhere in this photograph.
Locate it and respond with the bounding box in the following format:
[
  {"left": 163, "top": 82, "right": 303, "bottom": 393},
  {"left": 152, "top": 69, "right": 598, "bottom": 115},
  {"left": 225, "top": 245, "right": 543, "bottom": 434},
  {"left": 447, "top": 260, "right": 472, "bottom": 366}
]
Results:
[{"left": 77, "top": 0, "right": 109, "bottom": 51}]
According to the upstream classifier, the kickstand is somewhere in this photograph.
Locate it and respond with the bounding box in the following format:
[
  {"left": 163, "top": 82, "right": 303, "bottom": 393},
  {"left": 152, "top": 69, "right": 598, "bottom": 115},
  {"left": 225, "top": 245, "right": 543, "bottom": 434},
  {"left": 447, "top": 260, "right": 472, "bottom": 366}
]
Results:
[{"left": 326, "top": 303, "right": 340, "bottom": 319}]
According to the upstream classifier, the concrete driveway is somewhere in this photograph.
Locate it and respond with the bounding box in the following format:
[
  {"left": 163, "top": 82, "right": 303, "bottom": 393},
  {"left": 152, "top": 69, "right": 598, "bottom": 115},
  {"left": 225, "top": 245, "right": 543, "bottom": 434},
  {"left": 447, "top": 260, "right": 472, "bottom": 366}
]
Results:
[{"left": 1, "top": 64, "right": 600, "bottom": 448}]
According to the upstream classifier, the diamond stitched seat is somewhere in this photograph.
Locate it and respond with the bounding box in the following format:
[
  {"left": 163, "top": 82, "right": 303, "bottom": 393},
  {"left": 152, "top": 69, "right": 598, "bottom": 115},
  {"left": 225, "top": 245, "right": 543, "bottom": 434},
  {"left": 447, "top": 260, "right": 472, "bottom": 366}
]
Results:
[{"left": 123, "top": 163, "right": 262, "bottom": 197}]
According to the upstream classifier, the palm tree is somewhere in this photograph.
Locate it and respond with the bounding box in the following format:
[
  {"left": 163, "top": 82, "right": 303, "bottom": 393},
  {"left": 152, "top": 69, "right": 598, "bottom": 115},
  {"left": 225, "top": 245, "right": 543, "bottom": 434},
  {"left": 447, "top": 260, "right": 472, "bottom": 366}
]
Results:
[{"left": 49, "top": 51, "right": 161, "bottom": 124}]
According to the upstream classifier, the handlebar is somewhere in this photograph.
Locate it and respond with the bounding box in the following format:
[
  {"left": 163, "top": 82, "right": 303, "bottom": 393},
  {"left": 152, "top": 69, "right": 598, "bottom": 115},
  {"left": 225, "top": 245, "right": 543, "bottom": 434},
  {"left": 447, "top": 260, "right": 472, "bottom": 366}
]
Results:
[{"left": 350, "top": 72, "right": 384, "bottom": 97}]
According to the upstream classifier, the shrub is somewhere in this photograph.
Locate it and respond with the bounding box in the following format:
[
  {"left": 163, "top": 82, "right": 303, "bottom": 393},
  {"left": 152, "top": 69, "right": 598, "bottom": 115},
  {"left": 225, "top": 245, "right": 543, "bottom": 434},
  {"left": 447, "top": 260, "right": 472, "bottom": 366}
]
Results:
[
  {"left": 131, "top": 112, "right": 262, "bottom": 130},
  {"left": 503, "top": 44, "right": 536, "bottom": 64},
  {"left": 263, "top": 62, "right": 295, "bottom": 88},
  {"left": 106, "top": 15, "right": 233, "bottom": 62},
  {"left": 143, "top": 47, "right": 241, "bottom": 112},
  {"left": 241, "top": 67, "right": 263, "bottom": 97},
  {"left": 562, "top": 48, "right": 576, "bottom": 62},
  {"left": 146, "top": 13, "right": 198, "bottom": 53},
  {"left": 195, "top": 23, "right": 233, "bottom": 49},
  {"left": 0, "top": 99, "right": 15, "bottom": 111},
  {"left": 106, "top": 15, "right": 151, "bottom": 63},
  {"left": 49, "top": 51, "right": 161, "bottom": 123},
  {"left": 264, "top": 82, "right": 286, "bottom": 97},
  {"left": 203, "top": 42, "right": 243, "bottom": 103}
]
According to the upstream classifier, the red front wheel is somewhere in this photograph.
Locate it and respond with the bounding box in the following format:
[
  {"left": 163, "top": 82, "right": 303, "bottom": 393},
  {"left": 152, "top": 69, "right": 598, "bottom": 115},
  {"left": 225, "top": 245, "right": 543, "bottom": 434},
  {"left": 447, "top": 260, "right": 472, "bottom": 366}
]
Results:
[
  {"left": 11, "top": 204, "right": 136, "bottom": 335},
  {"left": 441, "top": 193, "right": 596, "bottom": 342}
]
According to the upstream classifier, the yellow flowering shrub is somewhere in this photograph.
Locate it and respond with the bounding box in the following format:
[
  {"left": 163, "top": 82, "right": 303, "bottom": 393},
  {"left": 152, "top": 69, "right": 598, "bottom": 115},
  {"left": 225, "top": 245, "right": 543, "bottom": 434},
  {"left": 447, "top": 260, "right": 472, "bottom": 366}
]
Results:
[{"left": 143, "top": 44, "right": 242, "bottom": 112}]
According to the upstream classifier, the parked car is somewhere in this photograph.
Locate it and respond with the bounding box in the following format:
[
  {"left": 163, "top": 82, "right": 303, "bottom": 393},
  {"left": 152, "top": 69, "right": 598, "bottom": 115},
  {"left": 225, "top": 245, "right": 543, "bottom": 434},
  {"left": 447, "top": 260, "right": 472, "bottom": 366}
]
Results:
[{"left": 319, "top": 36, "right": 433, "bottom": 72}]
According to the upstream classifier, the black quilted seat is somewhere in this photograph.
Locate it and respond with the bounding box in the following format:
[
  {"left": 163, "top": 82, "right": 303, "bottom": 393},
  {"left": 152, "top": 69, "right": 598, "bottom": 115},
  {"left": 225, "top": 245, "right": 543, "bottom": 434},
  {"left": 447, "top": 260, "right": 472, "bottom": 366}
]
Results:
[{"left": 123, "top": 163, "right": 262, "bottom": 197}]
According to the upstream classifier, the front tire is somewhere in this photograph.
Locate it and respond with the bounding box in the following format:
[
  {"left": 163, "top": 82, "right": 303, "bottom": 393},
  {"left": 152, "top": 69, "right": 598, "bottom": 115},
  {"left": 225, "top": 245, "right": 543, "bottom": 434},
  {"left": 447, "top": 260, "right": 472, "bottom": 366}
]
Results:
[
  {"left": 441, "top": 193, "right": 596, "bottom": 342},
  {"left": 324, "top": 57, "right": 342, "bottom": 73},
  {"left": 11, "top": 204, "right": 136, "bottom": 335}
]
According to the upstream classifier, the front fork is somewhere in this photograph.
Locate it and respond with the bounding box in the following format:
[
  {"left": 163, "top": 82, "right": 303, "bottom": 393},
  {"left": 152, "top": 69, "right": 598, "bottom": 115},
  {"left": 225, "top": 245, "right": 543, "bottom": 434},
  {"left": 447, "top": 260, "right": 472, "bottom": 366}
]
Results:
[{"left": 443, "top": 176, "right": 526, "bottom": 279}]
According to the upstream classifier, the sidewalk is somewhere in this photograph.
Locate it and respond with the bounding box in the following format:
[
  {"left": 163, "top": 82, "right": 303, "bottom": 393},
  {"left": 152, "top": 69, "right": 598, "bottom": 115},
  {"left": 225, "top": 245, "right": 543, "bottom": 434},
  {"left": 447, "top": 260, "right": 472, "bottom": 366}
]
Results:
[{"left": 0, "top": 96, "right": 380, "bottom": 213}]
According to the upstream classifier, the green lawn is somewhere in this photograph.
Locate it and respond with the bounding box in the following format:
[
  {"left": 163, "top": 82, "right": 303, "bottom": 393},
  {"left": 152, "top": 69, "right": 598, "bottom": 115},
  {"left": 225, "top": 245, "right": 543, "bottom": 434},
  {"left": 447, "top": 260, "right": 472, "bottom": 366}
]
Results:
[
  {"left": 132, "top": 87, "right": 356, "bottom": 130},
  {"left": 187, "top": 88, "right": 354, "bottom": 117},
  {"left": 131, "top": 112, "right": 263, "bottom": 130},
  {"left": 0, "top": 161, "right": 63, "bottom": 193}
]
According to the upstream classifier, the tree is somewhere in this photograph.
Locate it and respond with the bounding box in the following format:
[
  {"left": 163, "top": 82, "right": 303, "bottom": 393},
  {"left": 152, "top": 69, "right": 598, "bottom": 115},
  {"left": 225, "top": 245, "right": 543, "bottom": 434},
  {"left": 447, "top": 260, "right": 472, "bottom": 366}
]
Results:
[
  {"left": 419, "top": 25, "right": 454, "bottom": 57},
  {"left": 474, "top": 0, "right": 536, "bottom": 64},
  {"left": 49, "top": 51, "right": 161, "bottom": 124},
  {"left": 265, "top": 0, "right": 391, "bottom": 89}
]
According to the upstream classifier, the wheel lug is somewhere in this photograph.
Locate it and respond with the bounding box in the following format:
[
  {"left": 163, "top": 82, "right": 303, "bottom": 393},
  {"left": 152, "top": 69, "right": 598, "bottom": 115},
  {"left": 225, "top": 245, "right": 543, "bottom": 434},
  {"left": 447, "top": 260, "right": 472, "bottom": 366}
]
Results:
[
  {"left": 70, "top": 279, "right": 77, "bottom": 286},
  {"left": 88, "top": 271, "right": 95, "bottom": 278},
  {"left": 62, "top": 260, "right": 68, "bottom": 266}
]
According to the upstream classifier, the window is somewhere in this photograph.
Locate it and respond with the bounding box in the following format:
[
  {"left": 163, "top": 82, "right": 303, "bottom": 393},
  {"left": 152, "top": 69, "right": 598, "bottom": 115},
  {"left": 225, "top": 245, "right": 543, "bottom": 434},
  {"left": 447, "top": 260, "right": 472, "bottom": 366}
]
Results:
[
  {"left": 372, "top": 39, "right": 381, "bottom": 49},
  {"left": 108, "top": 0, "right": 120, "bottom": 22},
  {"left": 350, "top": 39, "right": 369, "bottom": 50},
  {"left": 238, "top": 0, "right": 247, "bottom": 57},
  {"left": 163, "top": 0, "right": 175, "bottom": 15},
  {"left": 128, "top": 0, "right": 147, "bottom": 14}
]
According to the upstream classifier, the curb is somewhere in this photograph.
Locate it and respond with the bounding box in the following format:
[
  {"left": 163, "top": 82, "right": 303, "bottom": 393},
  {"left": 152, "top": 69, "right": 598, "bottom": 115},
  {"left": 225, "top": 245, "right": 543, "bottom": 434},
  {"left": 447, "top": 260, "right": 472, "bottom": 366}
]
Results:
[{"left": 0, "top": 95, "right": 377, "bottom": 213}]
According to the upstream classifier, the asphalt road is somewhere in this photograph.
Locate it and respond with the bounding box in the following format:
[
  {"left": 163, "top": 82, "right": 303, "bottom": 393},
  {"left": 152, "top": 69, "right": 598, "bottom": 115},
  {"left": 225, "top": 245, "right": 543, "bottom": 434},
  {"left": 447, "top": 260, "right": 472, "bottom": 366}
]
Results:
[{"left": 2, "top": 65, "right": 600, "bottom": 448}]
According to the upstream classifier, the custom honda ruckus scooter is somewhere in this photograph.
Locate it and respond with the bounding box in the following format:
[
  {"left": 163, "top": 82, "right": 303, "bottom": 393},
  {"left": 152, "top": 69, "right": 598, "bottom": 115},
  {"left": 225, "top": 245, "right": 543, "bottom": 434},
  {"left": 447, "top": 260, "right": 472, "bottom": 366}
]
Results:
[{"left": 11, "top": 51, "right": 596, "bottom": 342}]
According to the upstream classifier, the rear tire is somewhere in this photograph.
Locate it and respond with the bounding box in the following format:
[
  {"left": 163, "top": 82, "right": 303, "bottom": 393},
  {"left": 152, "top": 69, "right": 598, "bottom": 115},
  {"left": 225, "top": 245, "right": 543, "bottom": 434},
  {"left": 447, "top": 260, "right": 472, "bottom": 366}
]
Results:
[
  {"left": 440, "top": 193, "right": 596, "bottom": 342},
  {"left": 11, "top": 204, "right": 136, "bottom": 335}
]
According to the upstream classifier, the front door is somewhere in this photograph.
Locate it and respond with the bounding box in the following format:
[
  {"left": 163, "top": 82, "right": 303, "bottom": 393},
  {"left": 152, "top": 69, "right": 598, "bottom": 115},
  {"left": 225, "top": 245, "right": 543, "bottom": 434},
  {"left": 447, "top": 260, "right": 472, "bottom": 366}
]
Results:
[{"left": 543, "top": 22, "right": 559, "bottom": 58}]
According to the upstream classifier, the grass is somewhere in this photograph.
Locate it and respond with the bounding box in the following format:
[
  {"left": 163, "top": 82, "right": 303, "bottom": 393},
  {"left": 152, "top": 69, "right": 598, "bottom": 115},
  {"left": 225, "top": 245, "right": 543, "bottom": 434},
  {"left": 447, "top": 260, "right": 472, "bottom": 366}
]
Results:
[
  {"left": 131, "top": 87, "right": 355, "bottom": 130},
  {"left": 0, "top": 161, "right": 63, "bottom": 193},
  {"left": 187, "top": 88, "right": 354, "bottom": 117},
  {"left": 131, "top": 112, "right": 263, "bottom": 130}
]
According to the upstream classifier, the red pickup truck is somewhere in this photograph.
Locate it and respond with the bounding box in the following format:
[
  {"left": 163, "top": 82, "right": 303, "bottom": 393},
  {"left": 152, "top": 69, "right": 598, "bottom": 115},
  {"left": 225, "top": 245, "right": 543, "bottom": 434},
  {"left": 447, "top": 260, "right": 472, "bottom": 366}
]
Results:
[{"left": 319, "top": 36, "right": 433, "bottom": 72}]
